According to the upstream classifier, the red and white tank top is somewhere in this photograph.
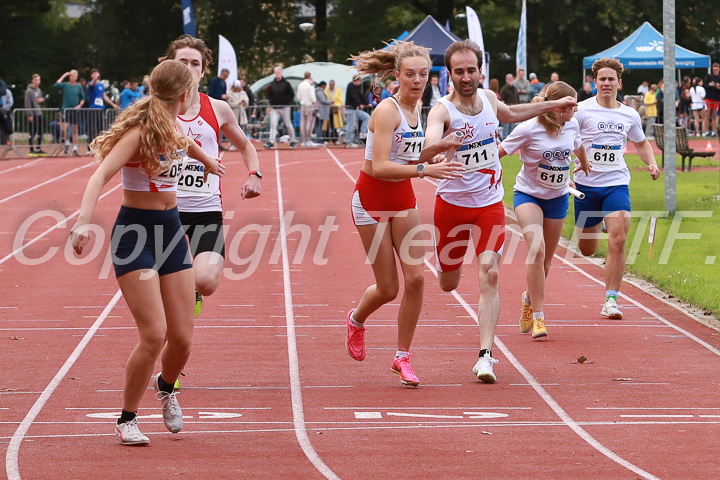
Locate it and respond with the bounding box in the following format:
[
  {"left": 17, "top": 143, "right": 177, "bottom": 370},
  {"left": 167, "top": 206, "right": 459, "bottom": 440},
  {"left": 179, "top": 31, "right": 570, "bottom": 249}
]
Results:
[
  {"left": 176, "top": 93, "right": 222, "bottom": 212},
  {"left": 121, "top": 153, "right": 187, "bottom": 192},
  {"left": 436, "top": 92, "right": 504, "bottom": 208},
  {"left": 364, "top": 97, "right": 425, "bottom": 165}
]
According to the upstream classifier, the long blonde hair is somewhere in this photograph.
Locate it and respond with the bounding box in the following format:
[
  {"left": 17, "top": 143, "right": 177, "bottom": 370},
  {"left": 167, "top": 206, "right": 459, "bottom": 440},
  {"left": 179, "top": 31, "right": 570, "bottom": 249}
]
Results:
[
  {"left": 532, "top": 81, "right": 577, "bottom": 137},
  {"left": 350, "top": 40, "right": 431, "bottom": 82},
  {"left": 90, "top": 60, "right": 193, "bottom": 176}
]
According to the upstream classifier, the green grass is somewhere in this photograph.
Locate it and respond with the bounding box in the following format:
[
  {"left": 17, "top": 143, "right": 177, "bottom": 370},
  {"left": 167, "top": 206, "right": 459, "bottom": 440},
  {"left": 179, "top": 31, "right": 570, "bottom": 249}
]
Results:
[{"left": 501, "top": 153, "right": 720, "bottom": 317}]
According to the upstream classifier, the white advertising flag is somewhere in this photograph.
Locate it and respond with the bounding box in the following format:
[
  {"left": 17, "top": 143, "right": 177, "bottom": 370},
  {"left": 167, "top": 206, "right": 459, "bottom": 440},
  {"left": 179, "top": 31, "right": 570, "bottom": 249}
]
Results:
[
  {"left": 218, "top": 35, "right": 238, "bottom": 94},
  {"left": 466, "top": 6, "right": 489, "bottom": 88}
]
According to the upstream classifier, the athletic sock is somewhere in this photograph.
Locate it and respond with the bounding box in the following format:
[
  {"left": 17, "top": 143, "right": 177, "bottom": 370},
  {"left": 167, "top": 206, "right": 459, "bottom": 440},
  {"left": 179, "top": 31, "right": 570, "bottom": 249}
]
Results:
[
  {"left": 533, "top": 311, "right": 544, "bottom": 320},
  {"left": 523, "top": 292, "right": 532, "bottom": 306},
  {"left": 157, "top": 375, "right": 175, "bottom": 394},
  {"left": 118, "top": 410, "right": 137, "bottom": 424},
  {"left": 395, "top": 350, "right": 409, "bottom": 359},
  {"left": 349, "top": 313, "right": 364, "bottom": 329},
  {"left": 73, "top": 145, "right": 78, "bottom": 151},
  {"left": 479, "top": 349, "right": 491, "bottom": 359},
  {"left": 606, "top": 290, "right": 618, "bottom": 301},
  {"left": 65, "top": 140, "right": 70, "bottom": 146}
]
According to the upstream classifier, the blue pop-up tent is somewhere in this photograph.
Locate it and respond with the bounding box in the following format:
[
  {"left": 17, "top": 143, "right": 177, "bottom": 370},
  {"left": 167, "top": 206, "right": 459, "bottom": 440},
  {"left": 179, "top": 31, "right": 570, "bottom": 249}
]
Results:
[
  {"left": 583, "top": 22, "right": 710, "bottom": 70},
  {"left": 395, "top": 15, "right": 462, "bottom": 67}
]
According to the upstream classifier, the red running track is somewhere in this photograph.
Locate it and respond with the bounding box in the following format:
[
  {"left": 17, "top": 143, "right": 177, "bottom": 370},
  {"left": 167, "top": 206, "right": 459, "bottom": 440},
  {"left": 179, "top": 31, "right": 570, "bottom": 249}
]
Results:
[{"left": 1, "top": 150, "right": 720, "bottom": 479}]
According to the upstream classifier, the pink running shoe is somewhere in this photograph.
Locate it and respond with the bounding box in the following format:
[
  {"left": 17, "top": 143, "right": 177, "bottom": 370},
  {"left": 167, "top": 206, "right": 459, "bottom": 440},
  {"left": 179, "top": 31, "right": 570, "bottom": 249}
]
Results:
[
  {"left": 345, "top": 309, "right": 366, "bottom": 361},
  {"left": 390, "top": 350, "right": 420, "bottom": 387}
]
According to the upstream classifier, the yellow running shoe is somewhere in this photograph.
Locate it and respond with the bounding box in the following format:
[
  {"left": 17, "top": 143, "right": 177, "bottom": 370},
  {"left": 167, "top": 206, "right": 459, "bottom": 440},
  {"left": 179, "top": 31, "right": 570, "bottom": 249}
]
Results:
[
  {"left": 195, "top": 290, "right": 203, "bottom": 318},
  {"left": 519, "top": 291, "right": 533, "bottom": 333},
  {"left": 532, "top": 315, "right": 548, "bottom": 339}
]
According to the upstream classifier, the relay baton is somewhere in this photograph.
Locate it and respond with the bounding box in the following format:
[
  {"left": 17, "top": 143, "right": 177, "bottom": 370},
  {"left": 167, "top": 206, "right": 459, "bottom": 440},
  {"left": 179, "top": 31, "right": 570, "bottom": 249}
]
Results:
[
  {"left": 568, "top": 186, "right": 585, "bottom": 200},
  {"left": 444, "top": 131, "right": 464, "bottom": 160}
]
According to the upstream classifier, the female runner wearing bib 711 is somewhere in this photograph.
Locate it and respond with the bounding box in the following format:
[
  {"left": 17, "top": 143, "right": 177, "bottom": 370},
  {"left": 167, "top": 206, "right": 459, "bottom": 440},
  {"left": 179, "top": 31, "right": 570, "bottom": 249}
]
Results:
[
  {"left": 346, "top": 41, "right": 463, "bottom": 387},
  {"left": 498, "top": 81, "right": 590, "bottom": 340}
]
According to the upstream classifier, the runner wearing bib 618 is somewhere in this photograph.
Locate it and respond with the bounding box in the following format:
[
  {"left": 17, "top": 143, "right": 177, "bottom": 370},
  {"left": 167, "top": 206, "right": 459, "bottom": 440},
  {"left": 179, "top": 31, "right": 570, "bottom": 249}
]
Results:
[{"left": 573, "top": 58, "right": 660, "bottom": 320}]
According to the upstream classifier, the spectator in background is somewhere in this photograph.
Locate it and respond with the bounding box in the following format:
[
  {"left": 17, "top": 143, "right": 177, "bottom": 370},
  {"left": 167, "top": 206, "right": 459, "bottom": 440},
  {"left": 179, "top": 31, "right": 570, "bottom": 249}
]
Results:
[
  {"left": 208, "top": 68, "right": 229, "bottom": 101},
  {"left": 585, "top": 73, "right": 597, "bottom": 95},
  {"left": 637, "top": 80, "right": 649, "bottom": 95},
  {"left": 578, "top": 82, "right": 594, "bottom": 102},
  {"left": 422, "top": 75, "right": 442, "bottom": 108},
  {"left": 367, "top": 85, "right": 382, "bottom": 110},
  {"left": 689, "top": 77, "right": 706, "bottom": 136},
  {"left": 315, "top": 80, "right": 332, "bottom": 142},
  {"left": 489, "top": 78, "right": 501, "bottom": 99},
  {"left": 529, "top": 72, "right": 544, "bottom": 98},
  {"left": 137, "top": 75, "right": 151, "bottom": 99},
  {"left": 264, "top": 66, "right": 296, "bottom": 148},
  {"left": 644, "top": 83, "right": 658, "bottom": 139},
  {"left": 296, "top": 71, "right": 318, "bottom": 147},
  {"left": 240, "top": 78, "right": 255, "bottom": 118},
  {"left": 514, "top": 69, "right": 531, "bottom": 103},
  {"left": 548, "top": 72, "right": 559, "bottom": 84},
  {"left": 344, "top": 75, "right": 370, "bottom": 148},
  {"left": 25, "top": 74, "right": 47, "bottom": 156},
  {"left": 500, "top": 73, "right": 520, "bottom": 138},
  {"left": 1, "top": 86, "right": 12, "bottom": 111},
  {"left": 119, "top": 80, "right": 140, "bottom": 109},
  {"left": 86, "top": 68, "right": 119, "bottom": 145},
  {"left": 326, "top": 79, "right": 344, "bottom": 144},
  {"left": 54, "top": 69, "right": 85, "bottom": 155},
  {"left": 703, "top": 63, "right": 720, "bottom": 136},
  {"left": 227, "top": 79, "right": 249, "bottom": 131}
]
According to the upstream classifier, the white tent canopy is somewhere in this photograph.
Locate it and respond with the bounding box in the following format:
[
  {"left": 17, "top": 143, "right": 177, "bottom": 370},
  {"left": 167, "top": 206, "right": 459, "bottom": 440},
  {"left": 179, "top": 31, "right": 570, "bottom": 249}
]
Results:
[{"left": 250, "top": 62, "right": 361, "bottom": 97}]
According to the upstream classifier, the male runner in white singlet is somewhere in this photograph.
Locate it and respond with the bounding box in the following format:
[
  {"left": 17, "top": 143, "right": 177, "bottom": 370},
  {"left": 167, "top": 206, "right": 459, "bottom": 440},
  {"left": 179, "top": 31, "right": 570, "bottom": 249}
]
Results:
[
  {"left": 160, "top": 36, "right": 262, "bottom": 323},
  {"left": 573, "top": 58, "right": 660, "bottom": 319},
  {"left": 424, "top": 40, "right": 577, "bottom": 383}
]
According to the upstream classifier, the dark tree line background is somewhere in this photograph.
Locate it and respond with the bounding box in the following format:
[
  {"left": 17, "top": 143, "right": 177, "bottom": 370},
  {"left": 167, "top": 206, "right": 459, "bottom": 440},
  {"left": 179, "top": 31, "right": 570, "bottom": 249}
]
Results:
[{"left": 1, "top": 0, "right": 718, "bottom": 107}]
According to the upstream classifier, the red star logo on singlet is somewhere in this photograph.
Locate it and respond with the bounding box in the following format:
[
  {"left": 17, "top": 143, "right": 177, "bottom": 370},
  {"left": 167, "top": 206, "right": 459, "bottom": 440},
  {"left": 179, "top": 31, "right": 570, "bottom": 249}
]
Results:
[
  {"left": 187, "top": 127, "right": 203, "bottom": 147},
  {"left": 458, "top": 122, "right": 475, "bottom": 141},
  {"left": 395, "top": 132, "right": 404, "bottom": 143}
]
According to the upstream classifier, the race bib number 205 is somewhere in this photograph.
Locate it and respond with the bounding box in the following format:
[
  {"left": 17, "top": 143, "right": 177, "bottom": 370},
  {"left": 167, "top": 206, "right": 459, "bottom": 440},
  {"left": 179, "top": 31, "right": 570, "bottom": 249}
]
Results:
[{"left": 177, "top": 163, "right": 213, "bottom": 196}]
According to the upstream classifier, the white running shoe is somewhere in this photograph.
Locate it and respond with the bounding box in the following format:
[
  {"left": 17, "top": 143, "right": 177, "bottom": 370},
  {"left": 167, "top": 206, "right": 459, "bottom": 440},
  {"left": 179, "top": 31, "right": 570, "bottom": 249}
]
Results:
[
  {"left": 153, "top": 373, "right": 183, "bottom": 433},
  {"left": 601, "top": 297, "right": 623, "bottom": 319},
  {"left": 115, "top": 418, "right": 150, "bottom": 446},
  {"left": 472, "top": 352, "right": 499, "bottom": 384}
]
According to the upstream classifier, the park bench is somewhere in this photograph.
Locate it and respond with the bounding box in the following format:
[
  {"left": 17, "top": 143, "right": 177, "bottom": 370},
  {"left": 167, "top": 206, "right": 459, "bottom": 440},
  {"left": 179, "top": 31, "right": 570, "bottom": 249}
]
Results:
[{"left": 653, "top": 124, "right": 715, "bottom": 172}]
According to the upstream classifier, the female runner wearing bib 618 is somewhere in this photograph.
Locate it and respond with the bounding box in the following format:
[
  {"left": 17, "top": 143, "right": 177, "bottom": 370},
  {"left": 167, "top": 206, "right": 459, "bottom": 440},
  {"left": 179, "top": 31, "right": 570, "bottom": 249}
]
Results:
[
  {"left": 499, "top": 81, "right": 590, "bottom": 340},
  {"left": 70, "top": 60, "right": 224, "bottom": 446},
  {"left": 346, "top": 41, "right": 463, "bottom": 387}
]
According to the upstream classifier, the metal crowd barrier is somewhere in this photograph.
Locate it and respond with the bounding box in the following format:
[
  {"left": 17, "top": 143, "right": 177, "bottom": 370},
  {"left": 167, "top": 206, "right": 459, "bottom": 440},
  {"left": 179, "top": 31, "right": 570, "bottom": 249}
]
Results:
[{"left": 8, "top": 107, "right": 121, "bottom": 158}]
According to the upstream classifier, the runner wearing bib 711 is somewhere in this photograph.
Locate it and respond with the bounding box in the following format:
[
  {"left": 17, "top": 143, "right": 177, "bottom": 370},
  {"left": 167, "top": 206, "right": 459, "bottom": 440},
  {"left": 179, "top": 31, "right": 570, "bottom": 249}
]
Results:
[
  {"left": 498, "top": 81, "right": 590, "bottom": 341},
  {"left": 160, "top": 35, "right": 262, "bottom": 319},
  {"left": 572, "top": 58, "right": 660, "bottom": 320},
  {"left": 424, "top": 40, "right": 578, "bottom": 384}
]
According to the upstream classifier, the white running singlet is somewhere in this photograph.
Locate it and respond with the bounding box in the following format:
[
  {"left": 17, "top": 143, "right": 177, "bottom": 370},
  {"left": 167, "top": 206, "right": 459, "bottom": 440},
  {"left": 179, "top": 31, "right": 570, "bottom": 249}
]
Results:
[
  {"left": 573, "top": 96, "right": 644, "bottom": 187},
  {"left": 501, "top": 117, "right": 582, "bottom": 199},
  {"left": 364, "top": 97, "right": 425, "bottom": 165},
  {"left": 435, "top": 91, "right": 503, "bottom": 208},
  {"left": 177, "top": 93, "right": 223, "bottom": 212}
]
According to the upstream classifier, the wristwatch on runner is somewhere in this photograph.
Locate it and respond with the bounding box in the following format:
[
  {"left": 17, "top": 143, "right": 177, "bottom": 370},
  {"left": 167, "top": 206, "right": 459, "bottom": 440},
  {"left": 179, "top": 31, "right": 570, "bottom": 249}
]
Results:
[
  {"left": 249, "top": 170, "right": 263, "bottom": 179},
  {"left": 416, "top": 163, "right": 425, "bottom": 179}
]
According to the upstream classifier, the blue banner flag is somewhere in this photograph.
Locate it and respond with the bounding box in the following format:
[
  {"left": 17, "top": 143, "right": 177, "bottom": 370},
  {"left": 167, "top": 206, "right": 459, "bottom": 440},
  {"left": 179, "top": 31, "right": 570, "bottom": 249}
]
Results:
[
  {"left": 181, "top": 0, "right": 196, "bottom": 37},
  {"left": 516, "top": 0, "right": 527, "bottom": 73}
]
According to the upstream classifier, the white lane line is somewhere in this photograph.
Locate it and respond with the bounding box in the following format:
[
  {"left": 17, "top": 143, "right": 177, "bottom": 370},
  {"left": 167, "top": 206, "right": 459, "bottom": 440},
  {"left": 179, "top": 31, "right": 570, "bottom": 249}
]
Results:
[
  {"left": 0, "top": 162, "right": 93, "bottom": 205},
  {"left": 386, "top": 412, "right": 464, "bottom": 419},
  {"left": 0, "top": 182, "right": 122, "bottom": 266},
  {"left": 620, "top": 415, "right": 694, "bottom": 418},
  {"left": 274, "top": 149, "right": 339, "bottom": 480},
  {"left": 0, "top": 157, "right": 47, "bottom": 176},
  {"left": 5, "top": 289, "right": 122, "bottom": 480},
  {"left": 506, "top": 223, "right": 720, "bottom": 358},
  {"left": 326, "top": 149, "right": 660, "bottom": 480}
]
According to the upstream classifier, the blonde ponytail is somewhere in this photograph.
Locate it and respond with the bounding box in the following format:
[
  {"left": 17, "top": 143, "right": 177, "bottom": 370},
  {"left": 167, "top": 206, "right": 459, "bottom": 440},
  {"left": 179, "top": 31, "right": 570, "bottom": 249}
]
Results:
[
  {"left": 350, "top": 40, "right": 431, "bottom": 81},
  {"left": 90, "top": 60, "right": 193, "bottom": 176}
]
